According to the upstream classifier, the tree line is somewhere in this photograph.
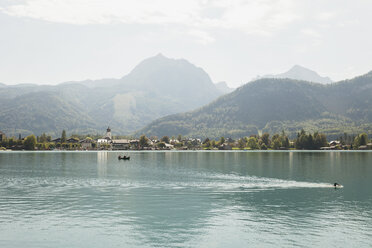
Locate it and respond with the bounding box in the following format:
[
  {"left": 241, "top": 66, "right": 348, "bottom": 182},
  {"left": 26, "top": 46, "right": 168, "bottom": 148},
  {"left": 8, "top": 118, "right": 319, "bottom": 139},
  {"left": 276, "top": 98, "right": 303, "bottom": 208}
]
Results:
[{"left": 0, "top": 130, "right": 370, "bottom": 150}]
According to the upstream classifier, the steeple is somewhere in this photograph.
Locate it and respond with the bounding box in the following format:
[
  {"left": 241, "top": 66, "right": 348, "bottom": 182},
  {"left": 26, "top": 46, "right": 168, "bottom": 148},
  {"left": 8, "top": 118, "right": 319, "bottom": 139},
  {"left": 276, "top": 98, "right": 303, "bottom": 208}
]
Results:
[{"left": 104, "top": 126, "right": 112, "bottom": 140}]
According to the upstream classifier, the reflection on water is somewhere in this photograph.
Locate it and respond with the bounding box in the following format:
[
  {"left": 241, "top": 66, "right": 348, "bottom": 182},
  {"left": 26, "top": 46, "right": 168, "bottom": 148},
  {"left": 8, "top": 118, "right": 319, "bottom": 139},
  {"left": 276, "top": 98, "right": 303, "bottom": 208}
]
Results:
[
  {"left": 97, "top": 152, "right": 108, "bottom": 178},
  {"left": 0, "top": 151, "right": 372, "bottom": 247}
]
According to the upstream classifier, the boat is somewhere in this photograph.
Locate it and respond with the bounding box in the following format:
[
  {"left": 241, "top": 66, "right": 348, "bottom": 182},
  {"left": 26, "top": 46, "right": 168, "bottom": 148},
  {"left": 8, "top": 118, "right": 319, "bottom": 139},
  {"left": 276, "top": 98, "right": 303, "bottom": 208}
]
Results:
[
  {"left": 333, "top": 183, "right": 343, "bottom": 188},
  {"left": 118, "top": 155, "right": 130, "bottom": 160}
]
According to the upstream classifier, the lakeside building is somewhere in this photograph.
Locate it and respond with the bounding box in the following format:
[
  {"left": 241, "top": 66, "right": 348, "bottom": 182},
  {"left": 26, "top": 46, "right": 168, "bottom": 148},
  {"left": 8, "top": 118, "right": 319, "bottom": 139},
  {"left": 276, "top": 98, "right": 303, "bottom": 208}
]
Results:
[
  {"left": 66, "top": 138, "right": 79, "bottom": 143},
  {"left": 164, "top": 143, "right": 174, "bottom": 150},
  {"left": 0, "top": 131, "right": 6, "bottom": 142},
  {"left": 97, "top": 127, "right": 112, "bottom": 149},
  {"left": 130, "top": 139, "right": 140, "bottom": 148},
  {"left": 80, "top": 138, "right": 94, "bottom": 150},
  {"left": 52, "top": 138, "right": 62, "bottom": 143},
  {"left": 96, "top": 127, "right": 138, "bottom": 150},
  {"left": 329, "top": 140, "right": 341, "bottom": 146},
  {"left": 112, "top": 139, "right": 130, "bottom": 150}
]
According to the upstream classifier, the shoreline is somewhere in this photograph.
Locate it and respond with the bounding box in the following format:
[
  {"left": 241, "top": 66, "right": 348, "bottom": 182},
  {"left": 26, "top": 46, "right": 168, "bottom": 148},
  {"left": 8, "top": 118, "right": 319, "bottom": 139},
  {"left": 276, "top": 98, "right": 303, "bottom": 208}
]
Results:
[{"left": 1, "top": 149, "right": 372, "bottom": 153}]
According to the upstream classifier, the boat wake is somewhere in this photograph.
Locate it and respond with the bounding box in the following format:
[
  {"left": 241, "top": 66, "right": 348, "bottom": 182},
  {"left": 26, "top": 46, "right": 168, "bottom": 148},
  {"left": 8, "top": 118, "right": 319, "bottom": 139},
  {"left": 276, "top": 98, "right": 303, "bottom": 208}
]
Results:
[
  {"left": 0, "top": 172, "right": 341, "bottom": 193},
  {"left": 180, "top": 172, "right": 338, "bottom": 191}
]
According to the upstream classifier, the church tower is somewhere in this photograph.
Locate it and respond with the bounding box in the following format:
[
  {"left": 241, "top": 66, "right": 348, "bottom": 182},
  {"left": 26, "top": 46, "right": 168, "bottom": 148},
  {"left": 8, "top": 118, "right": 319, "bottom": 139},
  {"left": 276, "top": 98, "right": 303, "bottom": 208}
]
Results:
[{"left": 104, "top": 127, "right": 112, "bottom": 140}]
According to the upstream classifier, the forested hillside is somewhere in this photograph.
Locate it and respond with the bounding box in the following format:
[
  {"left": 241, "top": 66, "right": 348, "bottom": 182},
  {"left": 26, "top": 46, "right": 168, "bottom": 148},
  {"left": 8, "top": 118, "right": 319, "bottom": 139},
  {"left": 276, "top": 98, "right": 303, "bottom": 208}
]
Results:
[{"left": 138, "top": 71, "right": 372, "bottom": 139}]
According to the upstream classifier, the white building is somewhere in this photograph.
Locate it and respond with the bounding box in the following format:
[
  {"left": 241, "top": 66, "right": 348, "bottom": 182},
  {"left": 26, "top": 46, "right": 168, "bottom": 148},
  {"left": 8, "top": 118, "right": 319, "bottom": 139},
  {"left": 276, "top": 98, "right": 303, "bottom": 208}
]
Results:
[{"left": 97, "top": 127, "right": 112, "bottom": 149}]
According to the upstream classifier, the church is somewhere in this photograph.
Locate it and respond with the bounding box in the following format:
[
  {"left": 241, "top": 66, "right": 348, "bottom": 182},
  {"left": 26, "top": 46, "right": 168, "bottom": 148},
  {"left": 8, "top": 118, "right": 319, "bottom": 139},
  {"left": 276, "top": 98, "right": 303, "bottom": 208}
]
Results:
[{"left": 97, "top": 127, "right": 130, "bottom": 150}]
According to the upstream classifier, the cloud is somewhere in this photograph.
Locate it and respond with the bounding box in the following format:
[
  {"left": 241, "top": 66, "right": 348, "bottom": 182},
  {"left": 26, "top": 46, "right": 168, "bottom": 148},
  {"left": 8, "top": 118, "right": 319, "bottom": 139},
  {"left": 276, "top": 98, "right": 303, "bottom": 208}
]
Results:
[
  {"left": 0, "top": 0, "right": 299, "bottom": 40},
  {"left": 0, "top": 0, "right": 201, "bottom": 25},
  {"left": 187, "top": 29, "right": 216, "bottom": 45},
  {"left": 301, "top": 28, "right": 321, "bottom": 38},
  {"left": 315, "top": 11, "right": 338, "bottom": 21}
]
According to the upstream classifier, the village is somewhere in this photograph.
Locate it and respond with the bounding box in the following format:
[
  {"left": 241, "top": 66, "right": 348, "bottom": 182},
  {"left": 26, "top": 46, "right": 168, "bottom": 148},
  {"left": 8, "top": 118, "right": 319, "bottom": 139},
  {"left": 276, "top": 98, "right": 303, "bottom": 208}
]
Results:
[
  {"left": 0, "top": 127, "right": 371, "bottom": 151},
  {"left": 0, "top": 128, "right": 203, "bottom": 151}
]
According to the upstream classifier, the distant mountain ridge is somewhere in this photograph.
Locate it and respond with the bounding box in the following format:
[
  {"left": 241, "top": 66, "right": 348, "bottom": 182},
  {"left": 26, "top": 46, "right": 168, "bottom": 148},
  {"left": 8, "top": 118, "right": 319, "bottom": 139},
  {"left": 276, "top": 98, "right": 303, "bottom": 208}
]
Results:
[
  {"left": 0, "top": 54, "right": 223, "bottom": 136},
  {"left": 215, "top": 81, "right": 235, "bottom": 94},
  {"left": 137, "top": 71, "right": 372, "bottom": 139},
  {"left": 259, "top": 65, "right": 333, "bottom": 84},
  {"left": 2, "top": 56, "right": 369, "bottom": 139}
]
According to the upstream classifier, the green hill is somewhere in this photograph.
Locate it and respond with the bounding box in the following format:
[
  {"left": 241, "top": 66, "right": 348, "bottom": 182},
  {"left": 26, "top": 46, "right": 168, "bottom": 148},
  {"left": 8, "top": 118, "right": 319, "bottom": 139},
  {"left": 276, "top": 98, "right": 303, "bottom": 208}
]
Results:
[{"left": 137, "top": 72, "right": 372, "bottom": 139}]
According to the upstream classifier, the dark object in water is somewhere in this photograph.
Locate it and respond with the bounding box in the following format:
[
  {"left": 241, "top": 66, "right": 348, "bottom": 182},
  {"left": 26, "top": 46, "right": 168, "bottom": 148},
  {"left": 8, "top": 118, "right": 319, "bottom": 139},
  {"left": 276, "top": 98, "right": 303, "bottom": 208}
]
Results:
[
  {"left": 118, "top": 155, "right": 130, "bottom": 160},
  {"left": 333, "top": 182, "right": 342, "bottom": 188}
]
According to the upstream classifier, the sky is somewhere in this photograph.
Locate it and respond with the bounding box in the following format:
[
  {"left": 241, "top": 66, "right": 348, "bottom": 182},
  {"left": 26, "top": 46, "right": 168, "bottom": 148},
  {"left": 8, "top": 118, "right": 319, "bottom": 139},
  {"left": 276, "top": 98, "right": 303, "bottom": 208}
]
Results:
[{"left": 0, "top": 0, "right": 372, "bottom": 87}]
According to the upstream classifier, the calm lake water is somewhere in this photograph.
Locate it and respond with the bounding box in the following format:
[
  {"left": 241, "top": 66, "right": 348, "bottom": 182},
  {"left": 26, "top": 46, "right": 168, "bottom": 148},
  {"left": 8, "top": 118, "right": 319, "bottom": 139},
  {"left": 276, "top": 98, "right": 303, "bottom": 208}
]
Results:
[{"left": 0, "top": 151, "right": 372, "bottom": 247}]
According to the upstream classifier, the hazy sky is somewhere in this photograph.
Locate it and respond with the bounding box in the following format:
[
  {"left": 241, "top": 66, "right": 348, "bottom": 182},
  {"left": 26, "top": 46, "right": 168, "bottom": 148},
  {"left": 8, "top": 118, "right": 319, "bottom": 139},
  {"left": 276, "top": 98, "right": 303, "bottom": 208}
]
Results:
[{"left": 1, "top": 0, "right": 371, "bottom": 87}]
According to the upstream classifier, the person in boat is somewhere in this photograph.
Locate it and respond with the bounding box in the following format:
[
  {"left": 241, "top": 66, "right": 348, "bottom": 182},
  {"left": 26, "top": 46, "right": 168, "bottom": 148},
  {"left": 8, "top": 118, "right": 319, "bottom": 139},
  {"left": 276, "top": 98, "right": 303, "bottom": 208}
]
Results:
[
  {"left": 334, "top": 182, "right": 340, "bottom": 188},
  {"left": 118, "top": 155, "right": 130, "bottom": 160}
]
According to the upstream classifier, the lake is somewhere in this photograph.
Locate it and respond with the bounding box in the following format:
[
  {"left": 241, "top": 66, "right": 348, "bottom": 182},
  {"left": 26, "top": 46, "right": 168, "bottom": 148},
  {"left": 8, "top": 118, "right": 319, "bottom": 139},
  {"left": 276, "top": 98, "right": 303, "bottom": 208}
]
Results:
[{"left": 0, "top": 151, "right": 372, "bottom": 247}]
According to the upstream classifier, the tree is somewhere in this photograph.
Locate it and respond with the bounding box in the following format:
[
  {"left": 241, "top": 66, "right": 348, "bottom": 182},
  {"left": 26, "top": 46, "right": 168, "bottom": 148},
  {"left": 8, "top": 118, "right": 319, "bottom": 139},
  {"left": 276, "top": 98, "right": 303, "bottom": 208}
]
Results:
[
  {"left": 261, "top": 133, "right": 270, "bottom": 146},
  {"left": 282, "top": 136, "right": 290, "bottom": 148},
  {"left": 280, "top": 131, "right": 290, "bottom": 149},
  {"left": 203, "top": 140, "right": 211, "bottom": 148},
  {"left": 202, "top": 138, "right": 211, "bottom": 148},
  {"left": 39, "top": 133, "right": 48, "bottom": 143},
  {"left": 247, "top": 137, "right": 259, "bottom": 149},
  {"left": 271, "top": 134, "right": 280, "bottom": 149},
  {"left": 8, "top": 138, "right": 16, "bottom": 147},
  {"left": 24, "top": 135, "right": 37, "bottom": 150},
  {"left": 353, "top": 133, "right": 368, "bottom": 148},
  {"left": 272, "top": 137, "right": 281, "bottom": 150},
  {"left": 157, "top": 142, "right": 166, "bottom": 149},
  {"left": 139, "top": 135, "right": 149, "bottom": 148},
  {"left": 219, "top": 137, "right": 225, "bottom": 145},
  {"left": 307, "top": 134, "right": 314, "bottom": 149},
  {"left": 260, "top": 143, "right": 267, "bottom": 150},
  {"left": 161, "top": 136, "right": 170, "bottom": 144},
  {"left": 295, "top": 130, "right": 326, "bottom": 150},
  {"left": 177, "top": 135, "right": 182, "bottom": 142},
  {"left": 238, "top": 138, "right": 246, "bottom": 149},
  {"left": 314, "top": 133, "right": 327, "bottom": 149},
  {"left": 61, "top": 130, "right": 67, "bottom": 143},
  {"left": 359, "top": 133, "right": 368, "bottom": 146}
]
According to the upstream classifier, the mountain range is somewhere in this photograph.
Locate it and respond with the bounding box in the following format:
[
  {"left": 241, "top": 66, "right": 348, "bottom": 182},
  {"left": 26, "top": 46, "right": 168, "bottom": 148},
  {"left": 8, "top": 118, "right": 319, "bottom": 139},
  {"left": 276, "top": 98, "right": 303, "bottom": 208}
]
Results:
[
  {"left": 138, "top": 71, "right": 372, "bottom": 139},
  {"left": 1, "top": 54, "right": 370, "bottom": 140},
  {"left": 0, "top": 54, "right": 224, "bottom": 136}
]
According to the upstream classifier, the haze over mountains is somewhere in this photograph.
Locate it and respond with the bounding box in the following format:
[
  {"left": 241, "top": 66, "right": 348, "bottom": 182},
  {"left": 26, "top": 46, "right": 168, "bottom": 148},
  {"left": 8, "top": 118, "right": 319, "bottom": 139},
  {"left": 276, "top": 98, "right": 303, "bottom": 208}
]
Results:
[
  {"left": 1, "top": 53, "right": 370, "bottom": 139},
  {"left": 0, "top": 54, "right": 223, "bottom": 136},
  {"left": 215, "top": 81, "right": 235, "bottom": 94},
  {"left": 258, "top": 65, "right": 333, "bottom": 84},
  {"left": 138, "top": 71, "right": 372, "bottom": 139}
]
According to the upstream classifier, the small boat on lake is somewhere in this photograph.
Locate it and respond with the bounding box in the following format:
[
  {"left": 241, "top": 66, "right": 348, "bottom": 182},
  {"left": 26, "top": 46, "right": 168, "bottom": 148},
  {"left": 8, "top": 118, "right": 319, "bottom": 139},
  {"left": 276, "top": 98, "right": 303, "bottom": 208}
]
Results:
[
  {"left": 118, "top": 155, "right": 130, "bottom": 160},
  {"left": 333, "top": 182, "right": 343, "bottom": 188}
]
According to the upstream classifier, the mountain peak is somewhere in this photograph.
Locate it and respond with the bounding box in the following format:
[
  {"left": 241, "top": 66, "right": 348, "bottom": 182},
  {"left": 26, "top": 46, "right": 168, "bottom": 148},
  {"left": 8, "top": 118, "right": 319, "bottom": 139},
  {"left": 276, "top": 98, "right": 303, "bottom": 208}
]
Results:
[
  {"left": 121, "top": 54, "right": 222, "bottom": 103},
  {"left": 261, "top": 65, "right": 333, "bottom": 84},
  {"left": 289, "top": 64, "right": 310, "bottom": 71},
  {"left": 130, "top": 53, "right": 190, "bottom": 73},
  {"left": 155, "top": 53, "right": 165, "bottom": 58}
]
